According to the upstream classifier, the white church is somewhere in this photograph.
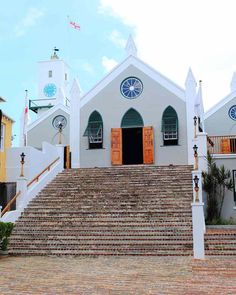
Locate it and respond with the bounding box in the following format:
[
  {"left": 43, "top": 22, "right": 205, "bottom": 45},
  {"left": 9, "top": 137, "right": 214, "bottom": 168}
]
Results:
[
  {"left": 5, "top": 36, "right": 236, "bottom": 220},
  {"left": 26, "top": 37, "right": 202, "bottom": 168}
]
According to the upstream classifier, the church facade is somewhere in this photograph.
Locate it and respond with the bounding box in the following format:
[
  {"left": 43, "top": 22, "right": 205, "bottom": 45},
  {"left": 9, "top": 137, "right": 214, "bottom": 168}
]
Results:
[{"left": 26, "top": 37, "right": 198, "bottom": 169}]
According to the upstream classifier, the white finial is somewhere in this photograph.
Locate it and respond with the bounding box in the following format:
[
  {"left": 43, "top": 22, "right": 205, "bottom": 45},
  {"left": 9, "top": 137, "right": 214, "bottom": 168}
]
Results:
[
  {"left": 231, "top": 72, "right": 236, "bottom": 92},
  {"left": 125, "top": 35, "right": 137, "bottom": 57},
  {"left": 185, "top": 67, "right": 197, "bottom": 88}
]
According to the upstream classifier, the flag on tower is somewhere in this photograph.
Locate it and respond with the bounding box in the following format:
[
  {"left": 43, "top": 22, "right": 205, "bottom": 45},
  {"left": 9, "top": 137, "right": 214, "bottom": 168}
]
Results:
[{"left": 69, "top": 20, "right": 80, "bottom": 30}]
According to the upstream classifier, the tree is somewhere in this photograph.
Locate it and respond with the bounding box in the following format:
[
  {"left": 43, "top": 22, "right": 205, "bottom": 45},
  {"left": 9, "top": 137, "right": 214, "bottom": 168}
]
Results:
[{"left": 202, "top": 152, "right": 233, "bottom": 223}]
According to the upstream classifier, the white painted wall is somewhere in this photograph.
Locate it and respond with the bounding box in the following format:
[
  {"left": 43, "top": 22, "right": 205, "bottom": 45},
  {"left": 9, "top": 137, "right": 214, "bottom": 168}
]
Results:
[
  {"left": 80, "top": 65, "right": 188, "bottom": 167},
  {"left": 6, "top": 142, "right": 62, "bottom": 183}
]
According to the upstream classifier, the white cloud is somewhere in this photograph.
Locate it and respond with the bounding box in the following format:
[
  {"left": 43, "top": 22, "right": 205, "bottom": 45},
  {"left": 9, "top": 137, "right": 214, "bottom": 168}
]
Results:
[
  {"left": 109, "top": 30, "right": 126, "bottom": 48},
  {"left": 102, "top": 56, "right": 118, "bottom": 72},
  {"left": 99, "top": 0, "right": 236, "bottom": 110},
  {"left": 82, "top": 62, "right": 95, "bottom": 75},
  {"left": 15, "top": 7, "right": 44, "bottom": 37}
]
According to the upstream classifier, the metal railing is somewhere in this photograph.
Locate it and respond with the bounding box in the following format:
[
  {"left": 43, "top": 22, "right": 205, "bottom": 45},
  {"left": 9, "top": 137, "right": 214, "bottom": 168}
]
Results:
[
  {"left": 207, "top": 135, "right": 236, "bottom": 154},
  {"left": 1, "top": 191, "right": 21, "bottom": 217},
  {"left": 0, "top": 157, "right": 60, "bottom": 217}
]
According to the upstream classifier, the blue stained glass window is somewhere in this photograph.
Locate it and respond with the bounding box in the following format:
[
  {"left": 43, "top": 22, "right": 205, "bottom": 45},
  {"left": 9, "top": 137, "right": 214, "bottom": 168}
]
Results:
[
  {"left": 229, "top": 105, "right": 236, "bottom": 121},
  {"left": 120, "top": 77, "right": 143, "bottom": 99}
]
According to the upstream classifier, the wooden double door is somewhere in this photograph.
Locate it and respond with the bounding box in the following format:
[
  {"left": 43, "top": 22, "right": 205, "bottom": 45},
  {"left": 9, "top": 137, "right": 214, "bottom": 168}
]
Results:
[{"left": 111, "top": 126, "right": 154, "bottom": 165}]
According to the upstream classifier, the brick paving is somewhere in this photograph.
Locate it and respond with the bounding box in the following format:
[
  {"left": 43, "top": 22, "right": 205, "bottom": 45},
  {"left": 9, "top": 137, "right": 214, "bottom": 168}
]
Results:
[{"left": 0, "top": 256, "right": 236, "bottom": 294}]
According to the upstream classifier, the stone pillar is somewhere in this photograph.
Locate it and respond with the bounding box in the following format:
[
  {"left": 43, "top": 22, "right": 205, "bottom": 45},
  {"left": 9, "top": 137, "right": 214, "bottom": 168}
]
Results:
[
  {"left": 16, "top": 177, "right": 28, "bottom": 210},
  {"left": 185, "top": 68, "right": 197, "bottom": 165},
  {"left": 191, "top": 170, "right": 205, "bottom": 259},
  {"left": 192, "top": 202, "right": 205, "bottom": 259},
  {"left": 70, "top": 79, "right": 81, "bottom": 168},
  {"left": 56, "top": 144, "right": 65, "bottom": 171},
  {"left": 196, "top": 132, "right": 208, "bottom": 172}
]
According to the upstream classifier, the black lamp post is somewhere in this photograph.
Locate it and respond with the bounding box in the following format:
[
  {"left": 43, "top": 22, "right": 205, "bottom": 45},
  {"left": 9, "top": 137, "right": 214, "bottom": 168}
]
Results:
[
  {"left": 20, "top": 152, "right": 26, "bottom": 177},
  {"left": 193, "top": 116, "right": 197, "bottom": 138},
  {"left": 193, "top": 175, "right": 199, "bottom": 202},
  {"left": 58, "top": 123, "right": 63, "bottom": 144},
  {"left": 193, "top": 144, "right": 198, "bottom": 170}
]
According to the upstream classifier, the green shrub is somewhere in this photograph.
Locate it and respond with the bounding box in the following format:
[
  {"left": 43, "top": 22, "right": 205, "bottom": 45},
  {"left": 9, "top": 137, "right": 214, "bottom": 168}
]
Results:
[
  {"left": 202, "top": 152, "right": 233, "bottom": 223},
  {"left": 0, "top": 222, "right": 14, "bottom": 251}
]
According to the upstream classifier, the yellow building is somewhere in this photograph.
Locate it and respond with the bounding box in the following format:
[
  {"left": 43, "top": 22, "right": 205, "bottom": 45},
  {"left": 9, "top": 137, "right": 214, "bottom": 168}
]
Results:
[{"left": 0, "top": 97, "right": 14, "bottom": 182}]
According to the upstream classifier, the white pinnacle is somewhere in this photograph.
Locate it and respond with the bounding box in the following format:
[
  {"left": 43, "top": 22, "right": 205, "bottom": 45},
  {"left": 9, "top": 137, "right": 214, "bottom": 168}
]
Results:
[{"left": 125, "top": 34, "right": 137, "bottom": 57}]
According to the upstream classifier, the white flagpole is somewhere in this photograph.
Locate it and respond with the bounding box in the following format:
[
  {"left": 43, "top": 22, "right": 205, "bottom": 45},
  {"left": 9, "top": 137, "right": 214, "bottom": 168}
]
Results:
[{"left": 23, "top": 89, "right": 28, "bottom": 146}]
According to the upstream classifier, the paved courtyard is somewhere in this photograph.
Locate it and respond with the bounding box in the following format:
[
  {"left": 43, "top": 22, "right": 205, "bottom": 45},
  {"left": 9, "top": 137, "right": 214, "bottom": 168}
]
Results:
[{"left": 0, "top": 256, "right": 236, "bottom": 294}]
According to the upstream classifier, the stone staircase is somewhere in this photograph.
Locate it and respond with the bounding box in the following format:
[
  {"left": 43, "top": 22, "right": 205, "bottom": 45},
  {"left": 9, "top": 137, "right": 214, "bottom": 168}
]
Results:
[
  {"left": 9, "top": 165, "right": 194, "bottom": 256},
  {"left": 205, "top": 227, "right": 236, "bottom": 256}
]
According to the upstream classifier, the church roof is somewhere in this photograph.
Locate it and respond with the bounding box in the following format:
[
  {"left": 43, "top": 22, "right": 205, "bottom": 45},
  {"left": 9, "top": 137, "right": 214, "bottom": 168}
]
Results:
[
  {"left": 204, "top": 90, "right": 236, "bottom": 119},
  {"left": 27, "top": 103, "right": 69, "bottom": 132},
  {"left": 80, "top": 54, "right": 185, "bottom": 108}
]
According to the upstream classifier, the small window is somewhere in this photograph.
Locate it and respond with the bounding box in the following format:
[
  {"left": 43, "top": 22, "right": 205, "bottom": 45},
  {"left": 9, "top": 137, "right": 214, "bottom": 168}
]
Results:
[
  {"left": 49, "top": 70, "right": 52, "bottom": 78},
  {"left": 162, "top": 106, "right": 178, "bottom": 146},
  {"left": 84, "top": 111, "right": 103, "bottom": 149},
  {"left": 65, "top": 73, "right": 67, "bottom": 81},
  {"left": 0, "top": 123, "right": 5, "bottom": 151}
]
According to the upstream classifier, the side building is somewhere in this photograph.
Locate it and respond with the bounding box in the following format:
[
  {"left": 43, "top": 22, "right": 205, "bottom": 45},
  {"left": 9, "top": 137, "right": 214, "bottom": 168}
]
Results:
[{"left": 0, "top": 96, "right": 15, "bottom": 210}]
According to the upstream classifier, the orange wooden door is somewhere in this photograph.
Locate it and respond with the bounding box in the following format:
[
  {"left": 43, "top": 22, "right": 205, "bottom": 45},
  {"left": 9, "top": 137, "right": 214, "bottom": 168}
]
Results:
[
  {"left": 111, "top": 128, "right": 122, "bottom": 165},
  {"left": 143, "top": 126, "right": 154, "bottom": 164},
  {"left": 221, "top": 138, "right": 231, "bottom": 153}
]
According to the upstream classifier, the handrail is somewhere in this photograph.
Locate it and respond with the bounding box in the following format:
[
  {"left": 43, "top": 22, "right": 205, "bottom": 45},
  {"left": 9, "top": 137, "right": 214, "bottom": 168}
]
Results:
[
  {"left": 27, "top": 157, "right": 60, "bottom": 188},
  {"left": 1, "top": 191, "right": 21, "bottom": 217}
]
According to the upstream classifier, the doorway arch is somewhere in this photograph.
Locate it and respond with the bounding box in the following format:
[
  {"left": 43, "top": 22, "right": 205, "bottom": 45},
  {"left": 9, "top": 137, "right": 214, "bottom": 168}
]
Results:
[{"left": 121, "top": 108, "right": 144, "bottom": 164}]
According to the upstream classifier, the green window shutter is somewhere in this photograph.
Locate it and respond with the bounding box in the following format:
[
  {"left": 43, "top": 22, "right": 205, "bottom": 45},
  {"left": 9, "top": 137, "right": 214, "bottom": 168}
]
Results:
[
  {"left": 83, "top": 111, "right": 103, "bottom": 140},
  {"left": 162, "top": 106, "right": 178, "bottom": 141},
  {"left": 121, "top": 108, "right": 144, "bottom": 128}
]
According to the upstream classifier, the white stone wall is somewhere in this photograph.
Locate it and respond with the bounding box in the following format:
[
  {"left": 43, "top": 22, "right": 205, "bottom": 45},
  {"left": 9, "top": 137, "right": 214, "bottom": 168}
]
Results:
[
  {"left": 80, "top": 65, "right": 188, "bottom": 167},
  {"left": 6, "top": 142, "right": 61, "bottom": 182}
]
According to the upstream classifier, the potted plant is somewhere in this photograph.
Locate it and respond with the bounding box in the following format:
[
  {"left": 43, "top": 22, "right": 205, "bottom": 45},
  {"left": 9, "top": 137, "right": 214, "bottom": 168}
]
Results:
[{"left": 0, "top": 222, "right": 14, "bottom": 255}]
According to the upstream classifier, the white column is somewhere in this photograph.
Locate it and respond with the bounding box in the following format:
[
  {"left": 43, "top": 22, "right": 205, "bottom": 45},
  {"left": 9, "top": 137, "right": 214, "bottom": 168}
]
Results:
[
  {"left": 56, "top": 144, "right": 65, "bottom": 171},
  {"left": 70, "top": 79, "right": 81, "bottom": 168},
  {"left": 192, "top": 203, "right": 205, "bottom": 259},
  {"left": 192, "top": 170, "right": 205, "bottom": 259},
  {"left": 196, "top": 132, "right": 208, "bottom": 172},
  {"left": 16, "top": 177, "right": 28, "bottom": 210},
  {"left": 185, "top": 68, "right": 197, "bottom": 165}
]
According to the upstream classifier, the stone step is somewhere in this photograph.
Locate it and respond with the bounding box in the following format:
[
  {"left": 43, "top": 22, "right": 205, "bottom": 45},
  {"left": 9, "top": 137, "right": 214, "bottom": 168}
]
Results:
[
  {"left": 21, "top": 213, "right": 192, "bottom": 219},
  {"left": 10, "top": 165, "right": 194, "bottom": 256},
  {"left": 9, "top": 249, "right": 192, "bottom": 256}
]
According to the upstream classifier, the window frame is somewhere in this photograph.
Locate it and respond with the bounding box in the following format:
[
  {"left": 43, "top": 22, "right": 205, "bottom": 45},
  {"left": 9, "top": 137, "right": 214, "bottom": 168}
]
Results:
[
  {"left": 162, "top": 107, "right": 178, "bottom": 146},
  {"left": 84, "top": 111, "right": 103, "bottom": 149}
]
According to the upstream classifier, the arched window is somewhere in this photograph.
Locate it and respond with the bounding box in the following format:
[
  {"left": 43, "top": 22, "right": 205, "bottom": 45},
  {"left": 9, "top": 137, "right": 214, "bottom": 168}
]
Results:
[
  {"left": 121, "top": 108, "right": 144, "bottom": 128},
  {"left": 162, "top": 106, "right": 178, "bottom": 145},
  {"left": 84, "top": 111, "right": 103, "bottom": 149}
]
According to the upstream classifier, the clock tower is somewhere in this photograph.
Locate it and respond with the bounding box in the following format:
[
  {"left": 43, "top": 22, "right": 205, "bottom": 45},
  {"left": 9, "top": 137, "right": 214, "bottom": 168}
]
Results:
[{"left": 30, "top": 48, "right": 70, "bottom": 115}]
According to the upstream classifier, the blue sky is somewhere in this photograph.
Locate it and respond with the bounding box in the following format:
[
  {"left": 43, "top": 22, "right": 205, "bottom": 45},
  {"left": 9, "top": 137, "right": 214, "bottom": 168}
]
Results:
[
  {"left": 0, "top": 0, "right": 133, "bottom": 144},
  {"left": 2, "top": 0, "right": 236, "bottom": 145}
]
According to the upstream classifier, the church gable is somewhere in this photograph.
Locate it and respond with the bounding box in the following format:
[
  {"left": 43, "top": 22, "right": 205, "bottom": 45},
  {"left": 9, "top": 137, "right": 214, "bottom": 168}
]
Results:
[
  {"left": 81, "top": 55, "right": 185, "bottom": 108},
  {"left": 205, "top": 95, "right": 236, "bottom": 136},
  {"left": 27, "top": 107, "right": 70, "bottom": 149}
]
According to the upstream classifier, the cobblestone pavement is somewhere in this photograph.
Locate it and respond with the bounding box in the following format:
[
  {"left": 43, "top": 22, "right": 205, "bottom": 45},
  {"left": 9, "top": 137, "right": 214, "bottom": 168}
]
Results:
[{"left": 0, "top": 256, "right": 236, "bottom": 294}]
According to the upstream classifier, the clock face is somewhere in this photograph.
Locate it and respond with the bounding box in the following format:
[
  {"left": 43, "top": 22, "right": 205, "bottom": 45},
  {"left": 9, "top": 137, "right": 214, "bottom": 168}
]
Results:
[
  {"left": 44, "top": 83, "right": 57, "bottom": 97},
  {"left": 229, "top": 105, "right": 236, "bottom": 121},
  {"left": 120, "top": 77, "right": 143, "bottom": 99},
  {"left": 52, "top": 115, "right": 67, "bottom": 130}
]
